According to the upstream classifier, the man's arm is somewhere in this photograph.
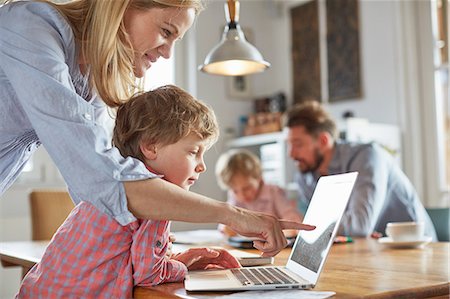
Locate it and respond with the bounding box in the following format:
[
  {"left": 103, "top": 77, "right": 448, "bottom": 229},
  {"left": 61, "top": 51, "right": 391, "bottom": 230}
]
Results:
[{"left": 339, "top": 144, "right": 390, "bottom": 236}]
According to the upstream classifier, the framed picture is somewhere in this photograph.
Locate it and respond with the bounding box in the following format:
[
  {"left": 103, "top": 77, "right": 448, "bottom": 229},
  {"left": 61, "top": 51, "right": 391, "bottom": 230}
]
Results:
[
  {"left": 291, "top": 0, "right": 362, "bottom": 103},
  {"left": 326, "top": 0, "right": 361, "bottom": 102},
  {"left": 291, "top": 0, "right": 321, "bottom": 103},
  {"left": 227, "top": 75, "right": 252, "bottom": 99}
]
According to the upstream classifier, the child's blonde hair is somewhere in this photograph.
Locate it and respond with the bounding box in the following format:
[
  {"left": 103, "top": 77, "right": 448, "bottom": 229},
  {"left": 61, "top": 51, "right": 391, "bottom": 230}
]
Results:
[
  {"left": 113, "top": 85, "right": 219, "bottom": 162},
  {"left": 215, "top": 149, "right": 262, "bottom": 190}
]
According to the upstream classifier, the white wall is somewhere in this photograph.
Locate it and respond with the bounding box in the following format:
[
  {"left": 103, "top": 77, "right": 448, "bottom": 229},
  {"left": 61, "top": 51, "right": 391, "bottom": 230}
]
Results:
[{"left": 191, "top": 0, "right": 407, "bottom": 199}]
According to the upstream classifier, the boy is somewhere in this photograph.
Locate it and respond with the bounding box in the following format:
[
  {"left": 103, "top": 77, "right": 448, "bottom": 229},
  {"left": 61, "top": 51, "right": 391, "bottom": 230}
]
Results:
[
  {"left": 17, "top": 85, "right": 240, "bottom": 298},
  {"left": 215, "top": 149, "right": 302, "bottom": 238}
]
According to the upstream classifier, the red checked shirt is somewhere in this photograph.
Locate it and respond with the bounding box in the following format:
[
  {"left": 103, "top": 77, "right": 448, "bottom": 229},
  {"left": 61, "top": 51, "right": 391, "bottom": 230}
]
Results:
[{"left": 17, "top": 201, "right": 187, "bottom": 298}]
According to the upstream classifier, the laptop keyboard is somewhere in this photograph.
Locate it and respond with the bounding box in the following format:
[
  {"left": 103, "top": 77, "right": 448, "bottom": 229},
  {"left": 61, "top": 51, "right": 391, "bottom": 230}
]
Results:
[{"left": 231, "top": 267, "right": 300, "bottom": 286}]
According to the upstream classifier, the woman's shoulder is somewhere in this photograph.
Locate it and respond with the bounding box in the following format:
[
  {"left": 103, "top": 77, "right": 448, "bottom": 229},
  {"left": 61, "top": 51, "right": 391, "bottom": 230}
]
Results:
[
  {"left": 1, "top": 1, "right": 75, "bottom": 48},
  {"left": 2, "top": 1, "right": 63, "bottom": 23},
  {"left": 1, "top": 1, "right": 77, "bottom": 70}
]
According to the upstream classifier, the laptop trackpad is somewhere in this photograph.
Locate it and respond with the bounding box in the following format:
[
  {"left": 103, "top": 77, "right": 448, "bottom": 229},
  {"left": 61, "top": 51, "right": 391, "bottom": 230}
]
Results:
[{"left": 185, "top": 270, "right": 238, "bottom": 290}]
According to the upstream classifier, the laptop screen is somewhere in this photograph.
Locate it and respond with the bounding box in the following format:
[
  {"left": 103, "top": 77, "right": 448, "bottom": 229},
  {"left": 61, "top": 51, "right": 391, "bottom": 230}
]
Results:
[{"left": 287, "top": 172, "right": 357, "bottom": 281}]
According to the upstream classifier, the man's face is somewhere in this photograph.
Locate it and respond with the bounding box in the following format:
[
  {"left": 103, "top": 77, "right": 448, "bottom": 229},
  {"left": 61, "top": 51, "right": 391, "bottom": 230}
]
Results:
[{"left": 287, "top": 126, "right": 324, "bottom": 174}]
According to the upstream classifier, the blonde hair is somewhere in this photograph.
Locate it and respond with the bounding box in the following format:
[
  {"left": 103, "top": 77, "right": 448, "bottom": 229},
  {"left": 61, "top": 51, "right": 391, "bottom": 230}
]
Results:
[
  {"left": 113, "top": 85, "right": 219, "bottom": 162},
  {"left": 215, "top": 149, "right": 262, "bottom": 190},
  {"left": 42, "top": 0, "right": 204, "bottom": 108}
]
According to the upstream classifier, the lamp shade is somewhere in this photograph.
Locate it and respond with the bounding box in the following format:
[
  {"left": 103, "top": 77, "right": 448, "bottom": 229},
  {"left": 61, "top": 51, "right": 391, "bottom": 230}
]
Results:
[{"left": 199, "top": 0, "right": 270, "bottom": 76}]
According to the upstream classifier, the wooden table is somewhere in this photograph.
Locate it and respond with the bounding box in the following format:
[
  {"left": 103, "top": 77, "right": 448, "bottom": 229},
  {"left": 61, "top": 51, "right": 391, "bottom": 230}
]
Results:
[
  {"left": 0, "top": 240, "right": 47, "bottom": 278},
  {"left": 1, "top": 239, "right": 449, "bottom": 298},
  {"left": 134, "top": 239, "right": 450, "bottom": 299}
]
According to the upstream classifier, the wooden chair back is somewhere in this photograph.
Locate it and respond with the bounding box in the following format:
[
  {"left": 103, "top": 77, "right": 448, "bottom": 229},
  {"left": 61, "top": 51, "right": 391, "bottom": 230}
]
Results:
[{"left": 29, "top": 190, "right": 75, "bottom": 240}]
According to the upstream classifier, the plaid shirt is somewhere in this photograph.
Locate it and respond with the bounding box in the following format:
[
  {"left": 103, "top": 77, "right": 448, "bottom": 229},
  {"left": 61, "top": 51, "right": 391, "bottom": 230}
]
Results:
[{"left": 17, "top": 201, "right": 187, "bottom": 298}]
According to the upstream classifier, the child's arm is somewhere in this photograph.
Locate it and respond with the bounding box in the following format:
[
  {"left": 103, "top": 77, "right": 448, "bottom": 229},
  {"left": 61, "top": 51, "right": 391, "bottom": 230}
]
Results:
[
  {"left": 272, "top": 186, "right": 303, "bottom": 221},
  {"left": 172, "top": 247, "right": 240, "bottom": 270},
  {"left": 134, "top": 256, "right": 187, "bottom": 287},
  {"left": 132, "top": 221, "right": 188, "bottom": 287},
  {"left": 272, "top": 186, "right": 303, "bottom": 238}
]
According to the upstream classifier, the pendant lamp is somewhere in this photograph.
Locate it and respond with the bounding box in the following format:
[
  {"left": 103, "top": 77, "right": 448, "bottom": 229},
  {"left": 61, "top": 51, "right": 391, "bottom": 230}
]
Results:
[{"left": 199, "top": 0, "right": 270, "bottom": 76}]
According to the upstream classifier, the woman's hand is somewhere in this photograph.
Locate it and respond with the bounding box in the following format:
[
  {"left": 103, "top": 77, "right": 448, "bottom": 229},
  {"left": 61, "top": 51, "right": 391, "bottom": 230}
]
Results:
[
  {"left": 283, "top": 229, "right": 299, "bottom": 239},
  {"left": 226, "top": 206, "right": 315, "bottom": 257},
  {"left": 172, "top": 247, "right": 241, "bottom": 270}
]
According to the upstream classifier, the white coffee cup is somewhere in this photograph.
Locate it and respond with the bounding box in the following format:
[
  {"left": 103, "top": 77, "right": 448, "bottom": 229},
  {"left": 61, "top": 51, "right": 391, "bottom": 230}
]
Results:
[{"left": 385, "top": 222, "right": 425, "bottom": 242}]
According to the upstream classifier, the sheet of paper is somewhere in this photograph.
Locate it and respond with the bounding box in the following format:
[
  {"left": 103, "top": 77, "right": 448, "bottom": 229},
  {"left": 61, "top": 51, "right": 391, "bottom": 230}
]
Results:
[
  {"left": 212, "top": 290, "right": 336, "bottom": 299},
  {"left": 172, "top": 229, "right": 226, "bottom": 245},
  {"left": 227, "top": 249, "right": 260, "bottom": 258}
]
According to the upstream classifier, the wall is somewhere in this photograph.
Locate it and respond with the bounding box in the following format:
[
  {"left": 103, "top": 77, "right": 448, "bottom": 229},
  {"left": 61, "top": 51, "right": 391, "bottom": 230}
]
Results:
[{"left": 192, "top": 0, "right": 404, "bottom": 202}]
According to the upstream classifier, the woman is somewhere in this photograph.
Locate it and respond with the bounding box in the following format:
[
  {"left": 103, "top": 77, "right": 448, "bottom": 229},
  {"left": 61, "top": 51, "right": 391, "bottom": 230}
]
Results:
[{"left": 0, "top": 0, "right": 314, "bottom": 257}]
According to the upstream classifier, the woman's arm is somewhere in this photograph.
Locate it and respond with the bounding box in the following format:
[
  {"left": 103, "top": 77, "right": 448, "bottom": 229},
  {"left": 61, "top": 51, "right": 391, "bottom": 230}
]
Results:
[{"left": 125, "top": 179, "right": 314, "bottom": 256}]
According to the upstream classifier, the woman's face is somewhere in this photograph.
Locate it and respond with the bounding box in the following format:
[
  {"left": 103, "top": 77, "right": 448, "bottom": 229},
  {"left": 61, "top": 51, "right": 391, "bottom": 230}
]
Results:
[{"left": 124, "top": 6, "right": 196, "bottom": 78}]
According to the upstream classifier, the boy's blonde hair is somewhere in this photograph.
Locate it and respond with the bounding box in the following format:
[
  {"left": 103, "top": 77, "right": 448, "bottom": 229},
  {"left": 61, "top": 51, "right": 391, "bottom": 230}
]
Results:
[
  {"left": 43, "top": 0, "right": 205, "bottom": 108},
  {"left": 113, "top": 85, "right": 218, "bottom": 162},
  {"left": 215, "top": 149, "right": 262, "bottom": 190}
]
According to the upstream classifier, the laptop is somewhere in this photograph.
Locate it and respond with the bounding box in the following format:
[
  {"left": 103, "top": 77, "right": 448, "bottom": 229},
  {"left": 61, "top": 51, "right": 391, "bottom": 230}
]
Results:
[{"left": 184, "top": 172, "right": 358, "bottom": 291}]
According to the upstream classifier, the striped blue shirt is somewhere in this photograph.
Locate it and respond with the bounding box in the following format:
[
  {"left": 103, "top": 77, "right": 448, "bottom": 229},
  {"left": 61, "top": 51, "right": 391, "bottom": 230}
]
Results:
[{"left": 0, "top": 1, "right": 156, "bottom": 225}]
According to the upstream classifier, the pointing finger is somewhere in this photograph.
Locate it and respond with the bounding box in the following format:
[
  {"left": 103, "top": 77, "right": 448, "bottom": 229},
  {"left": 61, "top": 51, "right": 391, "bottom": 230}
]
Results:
[{"left": 280, "top": 220, "right": 316, "bottom": 231}]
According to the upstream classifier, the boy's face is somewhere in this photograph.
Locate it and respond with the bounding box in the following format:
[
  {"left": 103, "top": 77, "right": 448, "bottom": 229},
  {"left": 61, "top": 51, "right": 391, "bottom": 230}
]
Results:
[
  {"left": 142, "top": 132, "right": 209, "bottom": 190},
  {"left": 229, "top": 174, "right": 261, "bottom": 204}
]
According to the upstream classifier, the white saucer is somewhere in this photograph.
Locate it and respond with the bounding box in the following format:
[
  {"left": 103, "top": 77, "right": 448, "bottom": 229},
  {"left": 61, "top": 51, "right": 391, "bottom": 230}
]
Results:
[{"left": 378, "top": 236, "right": 432, "bottom": 249}]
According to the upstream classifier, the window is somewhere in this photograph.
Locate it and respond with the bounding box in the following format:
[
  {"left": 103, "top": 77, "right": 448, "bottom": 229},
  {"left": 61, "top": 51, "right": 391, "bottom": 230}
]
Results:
[
  {"left": 144, "top": 57, "right": 175, "bottom": 91},
  {"left": 431, "top": 0, "right": 450, "bottom": 192}
]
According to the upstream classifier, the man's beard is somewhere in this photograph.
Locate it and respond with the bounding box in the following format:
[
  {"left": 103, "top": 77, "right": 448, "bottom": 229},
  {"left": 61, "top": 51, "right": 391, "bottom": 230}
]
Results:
[{"left": 299, "top": 148, "right": 324, "bottom": 174}]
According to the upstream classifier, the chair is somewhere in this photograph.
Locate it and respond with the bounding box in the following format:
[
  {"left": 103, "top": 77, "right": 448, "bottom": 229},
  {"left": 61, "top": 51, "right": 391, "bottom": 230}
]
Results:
[
  {"left": 4, "top": 190, "right": 75, "bottom": 279},
  {"left": 426, "top": 207, "right": 450, "bottom": 242},
  {"left": 29, "top": 189, "right": 75, "bottom": 241}
]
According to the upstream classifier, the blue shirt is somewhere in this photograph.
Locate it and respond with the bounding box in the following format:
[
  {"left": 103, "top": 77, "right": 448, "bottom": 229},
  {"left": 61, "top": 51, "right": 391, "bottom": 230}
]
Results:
[
  {"left": 296, "top": 141, "right": 437, "bottom": 240},
  {"left": 0, "top": 1, "right": 157, "bottom": 225}
]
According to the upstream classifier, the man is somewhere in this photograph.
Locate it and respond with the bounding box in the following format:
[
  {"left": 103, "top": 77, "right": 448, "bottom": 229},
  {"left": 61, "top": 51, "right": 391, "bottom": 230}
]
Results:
[{"left": 285, "top": 101, "right": 437, "bottom": 240}]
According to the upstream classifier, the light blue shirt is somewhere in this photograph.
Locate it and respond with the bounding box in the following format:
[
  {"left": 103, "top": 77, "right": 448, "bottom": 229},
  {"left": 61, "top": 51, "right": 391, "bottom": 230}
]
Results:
[
  {"left": 296, "top": 141, "right": 437, "bottom": 240},
  {"left": 0, "top": 1, "right": 157, "bottom": 225}
]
